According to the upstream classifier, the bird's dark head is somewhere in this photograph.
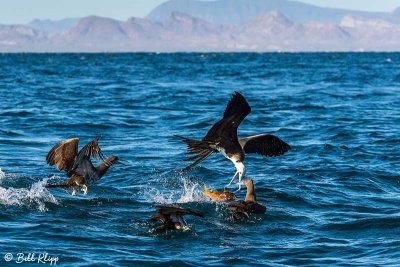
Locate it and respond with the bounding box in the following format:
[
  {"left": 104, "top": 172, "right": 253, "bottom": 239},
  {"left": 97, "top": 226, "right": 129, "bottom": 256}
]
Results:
[
  {"left": 95, "top": 155, "right": 119, "bottom": 178},
  {"left": 105, "top": 156, "right": 119, "bottom": 167}
]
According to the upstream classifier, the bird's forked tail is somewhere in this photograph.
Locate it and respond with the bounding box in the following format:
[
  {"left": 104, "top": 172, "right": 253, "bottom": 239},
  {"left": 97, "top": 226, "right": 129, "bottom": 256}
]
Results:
[{"left": 175, "top": 135, "right": 214, "bottom": 172}]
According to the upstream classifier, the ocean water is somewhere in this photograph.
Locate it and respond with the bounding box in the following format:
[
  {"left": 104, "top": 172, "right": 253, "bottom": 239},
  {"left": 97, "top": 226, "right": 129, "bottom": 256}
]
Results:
[{"left": 0, "top": 53, "right": 399, "bottom": 266}]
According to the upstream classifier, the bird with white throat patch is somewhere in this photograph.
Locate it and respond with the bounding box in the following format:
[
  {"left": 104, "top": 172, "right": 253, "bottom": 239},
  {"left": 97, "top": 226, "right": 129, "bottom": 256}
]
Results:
[{"left": 176, "top": 92, "right": 291, "bottom": 191}]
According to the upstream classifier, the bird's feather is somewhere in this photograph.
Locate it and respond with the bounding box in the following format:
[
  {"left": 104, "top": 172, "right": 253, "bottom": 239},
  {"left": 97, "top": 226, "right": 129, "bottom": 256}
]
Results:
[
  {"left": 72, "top": 139, "right": 105, "bottom": 170},
  {"left": 228, "top": 200, "right": 266, "bottom": 216},
  {"left": 175, "top": 135, "right": 215, "bottom": 171},
  {"left": 158, "top": 206, "right": 204, "bottom": 217},
  {"left": 176, "top": 92, "right": 251, "bottom": 171},
  {"left": 239, "top": 134, "right": 291, "bottom": 157},
  {"left": 46, "top": 138, "right": 79, "bottom": 173},
  {"left": 203, "top": 92, "right": 251, "bottom": 143},
  {"left": 223, "top": 91, "right": 252, "bottom": 120}
]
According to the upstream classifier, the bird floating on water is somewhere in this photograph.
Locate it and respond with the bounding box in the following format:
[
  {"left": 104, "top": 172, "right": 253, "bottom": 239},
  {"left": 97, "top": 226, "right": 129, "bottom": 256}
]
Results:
[
  {"left": 151, "top": 206, "right": 204, "bottom": 232},
  {"left": 176, "top": 92, "right": 291, "bottom": 190},
  {"left": 227, "top": 178, "right": 266, "bottom": 219},
  {"left": 45, "top": 138, "right": 118, "bottom": 196}
]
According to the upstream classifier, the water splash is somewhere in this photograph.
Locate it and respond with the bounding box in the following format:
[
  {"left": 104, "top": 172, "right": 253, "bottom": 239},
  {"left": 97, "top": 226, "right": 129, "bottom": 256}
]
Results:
[
  {"left": 145, "top": 177, "right": 207, "bottom": 204},
  {"left": 0, "top": 168, "right": 5, "bottom": 181},
  {"left": 0, "top": 175, "right": 59, "bottom": 212}
]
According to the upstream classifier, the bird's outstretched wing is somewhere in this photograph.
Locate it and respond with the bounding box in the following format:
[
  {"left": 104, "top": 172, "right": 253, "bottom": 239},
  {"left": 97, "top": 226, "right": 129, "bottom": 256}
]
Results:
[
  {"left": 81, "top": 138, "right": 106, "bottom": 160},
  {"left": 46, "top": 138, "right": 79, "bottom": 173},
  {"left": 239, "top": 134, "right": 291, "bottom": 157},
  {"left": 203, "top": 92, "right": 251, "bottom": 142},
  {"left": 228, "top": 201, "right": 266, "bottom": 218},
  {"left": 176, "top": 92, "right": 251, "bottom": 171},
  {"left": 223, "top": 91, "right": 252, "bottom": 120},
  {"left": 151, "top": 206, "right": 204, "bottom": 222},
  {"left": 73, "top": 138, "right": 106, "bottom": 166}
]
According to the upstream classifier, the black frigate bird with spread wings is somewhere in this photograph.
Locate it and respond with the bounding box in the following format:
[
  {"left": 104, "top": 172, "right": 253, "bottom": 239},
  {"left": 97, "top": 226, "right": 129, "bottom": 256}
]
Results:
[
  {"left": 176, "top": 92, "right": 291, "bottom": 190},
  {"left": 45, "top": 138, "right": 118, "bottom": 196},
  {"left": 151, "top": 206, "right": 204, "bottom": 232}
]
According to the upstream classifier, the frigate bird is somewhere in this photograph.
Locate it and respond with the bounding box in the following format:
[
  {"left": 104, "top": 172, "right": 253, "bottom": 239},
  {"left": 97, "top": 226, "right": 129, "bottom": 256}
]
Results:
[
  {"left": 176, "top": 92, "right": 291, "bottom": 190},
  {"left": 227, "top": 178, "right": 266, "bottom": 219},
  {"left": 45, "top": 138, "right": 118, "bottom": 196},
  {"left": 151, "top": 206, "right": 204, "bottom": 232}
]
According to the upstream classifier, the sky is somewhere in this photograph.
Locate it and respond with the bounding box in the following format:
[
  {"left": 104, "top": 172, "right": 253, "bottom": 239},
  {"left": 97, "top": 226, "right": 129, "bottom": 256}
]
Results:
[{"left": 1, "top": 0, "right": 400, "bottom": 24}]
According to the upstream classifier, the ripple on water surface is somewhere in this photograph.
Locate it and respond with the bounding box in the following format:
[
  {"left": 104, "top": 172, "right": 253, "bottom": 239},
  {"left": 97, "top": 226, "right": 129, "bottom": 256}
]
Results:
[{"left": 0, "top": 53, "right": 399, "bottom": 266}]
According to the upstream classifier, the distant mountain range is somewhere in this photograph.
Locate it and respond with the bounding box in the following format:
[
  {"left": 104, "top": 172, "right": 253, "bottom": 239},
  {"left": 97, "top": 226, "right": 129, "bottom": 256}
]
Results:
[
  {"left": 1, "top": 0, "right": 400, "bottom": 52},
  {"left": 27, "top": 18, "right": 81, "bottom": 33},
  {"left": 147, "top": 0, "right": 392, "bottom": 24}
]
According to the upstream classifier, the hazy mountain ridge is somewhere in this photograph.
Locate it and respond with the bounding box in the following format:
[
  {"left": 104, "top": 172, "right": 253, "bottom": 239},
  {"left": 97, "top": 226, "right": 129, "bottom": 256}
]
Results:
[
  {"left": 1, "top": 0, "right": 400, "bottom": 52},
  {"left": 0, "top": 24, "right": 47, "bottom": 46},
  {"left": 147, "top": 0, "right": 390, "bottom": 24},
  {"left": 27, "top": 18, "right": 80, "bottom": 33}
]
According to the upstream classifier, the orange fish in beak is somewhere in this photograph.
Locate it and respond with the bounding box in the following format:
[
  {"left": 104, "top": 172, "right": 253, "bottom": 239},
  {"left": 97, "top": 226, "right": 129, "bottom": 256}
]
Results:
[{"left": 203, "top": 184, "right": 236, "bottom": 202}]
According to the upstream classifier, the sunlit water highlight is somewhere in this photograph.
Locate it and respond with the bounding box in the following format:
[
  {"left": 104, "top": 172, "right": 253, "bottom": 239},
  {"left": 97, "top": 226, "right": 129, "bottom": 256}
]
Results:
[{"left": 0, "top": 53, "right": 399, "bottom": 266}]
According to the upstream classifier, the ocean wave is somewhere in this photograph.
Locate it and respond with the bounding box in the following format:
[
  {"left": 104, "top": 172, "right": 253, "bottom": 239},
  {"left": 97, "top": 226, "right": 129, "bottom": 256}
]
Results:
[
  {"left": 0, "top": 171, "right": 58, "bottom": 212},
  {"left": 1, "top": 53, "right": 399, "bottom": 265}
]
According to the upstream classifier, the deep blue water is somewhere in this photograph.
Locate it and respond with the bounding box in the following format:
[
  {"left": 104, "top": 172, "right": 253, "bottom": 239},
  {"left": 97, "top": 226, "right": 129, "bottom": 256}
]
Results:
[{"left": 0, "top": 53, "right": 399, "bottom": 266}]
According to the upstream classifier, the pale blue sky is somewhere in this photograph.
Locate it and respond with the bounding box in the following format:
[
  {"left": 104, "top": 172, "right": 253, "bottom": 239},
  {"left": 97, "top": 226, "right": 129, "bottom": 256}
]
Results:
[{"left": 1, "top": 0, "right": 400, "bottom": 24}]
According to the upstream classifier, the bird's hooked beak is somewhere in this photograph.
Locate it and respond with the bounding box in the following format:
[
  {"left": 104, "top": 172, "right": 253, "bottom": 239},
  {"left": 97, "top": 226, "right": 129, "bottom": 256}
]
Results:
[
  {"left": 236, "top": 180, "right": 245, "bottom": 186},
  {"left": 235, "top": 179, "right": 245, "bottom": 192},
  {"left": 115, "top": 159, "right": 129, "bottom": 166},
  {"left": 227, "top": 172, "right": 239, "bottom": 187},
  {"left": 227, "top": 171, "right": 244, "bottom": 191}
]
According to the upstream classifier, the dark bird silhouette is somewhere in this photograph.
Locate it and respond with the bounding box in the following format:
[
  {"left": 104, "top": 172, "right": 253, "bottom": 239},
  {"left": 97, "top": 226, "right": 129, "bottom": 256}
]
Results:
[
  {"left": 151, "top": 206, "right": 204, "bottom": 232},
  {"left": 45, "top": 138, "right": 118, "bottom": 196},
  {"left": 176, "top": 92, "right": 291, "bottom": 190},
  {"left": 227, "top": 178, "right": 266, "bottom": 219}
]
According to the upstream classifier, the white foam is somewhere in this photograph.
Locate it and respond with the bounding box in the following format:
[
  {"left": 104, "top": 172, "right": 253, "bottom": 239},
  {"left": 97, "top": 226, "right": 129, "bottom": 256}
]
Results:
[
  {"left": 0, "top": 168, "right": 5, "bottom": 180},
  {"left": 145, "top": 177, "right": 207, "bottom": 204},
  {"left": 0, "top": 177, "right": 59, "bottom": 212}
]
